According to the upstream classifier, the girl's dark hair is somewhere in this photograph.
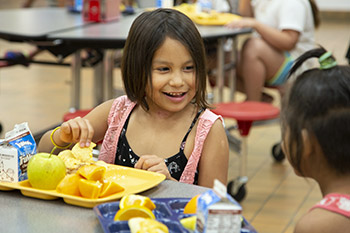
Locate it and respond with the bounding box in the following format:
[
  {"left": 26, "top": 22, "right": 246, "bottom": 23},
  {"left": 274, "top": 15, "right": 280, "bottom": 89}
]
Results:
[
  {"left": 121, "top": 8, "right": 209, "bottom": 110},
  {"left": 309, "top": 0, "right": 320, "bottom": 28},
  {"left": 282, "top": 47, "right": 350, "bottom": 175}
]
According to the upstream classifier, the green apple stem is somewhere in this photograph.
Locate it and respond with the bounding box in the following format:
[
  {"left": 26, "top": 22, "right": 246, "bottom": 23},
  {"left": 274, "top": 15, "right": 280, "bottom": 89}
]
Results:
[{"left": 50, "top": 146, "right": 57, "bottom": 157}]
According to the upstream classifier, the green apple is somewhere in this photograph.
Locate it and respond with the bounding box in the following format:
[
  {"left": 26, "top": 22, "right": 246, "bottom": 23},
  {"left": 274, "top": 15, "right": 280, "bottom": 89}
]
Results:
[{"left": 27, "top": 153, "right": 66, "bottom": 190}]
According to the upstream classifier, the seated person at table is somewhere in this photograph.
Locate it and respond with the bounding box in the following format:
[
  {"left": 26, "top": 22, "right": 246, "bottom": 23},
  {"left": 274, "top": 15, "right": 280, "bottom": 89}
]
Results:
[
  {"left": 38, "top": 8, "right": 229, "bottom": 188},
  {"left": 211, "top": 0, "right": 320, "bottom": 102},
  {"left": 281, "top": 47, "right": 350, "bottom": 232}
]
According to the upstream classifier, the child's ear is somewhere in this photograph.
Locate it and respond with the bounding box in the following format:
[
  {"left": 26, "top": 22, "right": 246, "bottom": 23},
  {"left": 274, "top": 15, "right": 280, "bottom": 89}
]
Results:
[{"left": 301, "top": 129, "right": 313, "bottom": 157}]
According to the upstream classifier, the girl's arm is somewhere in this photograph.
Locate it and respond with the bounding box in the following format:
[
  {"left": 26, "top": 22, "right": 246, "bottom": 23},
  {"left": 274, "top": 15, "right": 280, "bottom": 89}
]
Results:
[
  {"left": 197, "top": 119, "right": 229, "bottom": 188},
  {"left": 253, "top": 21, "right": 300, "bottom": 51},
  {"left": 37, "top": 99, "right": 113, "bottom": 153},
  {"left": 238, "top": 0, "right": 254, "bottom": 17},
  {"left": 226, "top": 18, "right": 300, "bottom": 51}
]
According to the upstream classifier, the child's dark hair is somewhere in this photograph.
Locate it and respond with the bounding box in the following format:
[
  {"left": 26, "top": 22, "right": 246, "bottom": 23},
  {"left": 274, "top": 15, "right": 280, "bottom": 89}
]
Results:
[
  {"left": 121, "top": 8, "right": 209, "bottom": 110},
  {"left": 282, "top": 47, "right": 350, "bottom": 175}
]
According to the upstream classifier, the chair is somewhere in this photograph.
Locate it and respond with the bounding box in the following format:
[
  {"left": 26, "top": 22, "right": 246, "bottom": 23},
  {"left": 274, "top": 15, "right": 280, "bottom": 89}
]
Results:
[
  {"left": 63, "top": 109, "right": 102, "bottom": 157},
  {"left": 211, "top": 101, "right": 280, "bottom": 202},
  {"left": 63, "top": 109, "right": 92, "bottom": 122}
]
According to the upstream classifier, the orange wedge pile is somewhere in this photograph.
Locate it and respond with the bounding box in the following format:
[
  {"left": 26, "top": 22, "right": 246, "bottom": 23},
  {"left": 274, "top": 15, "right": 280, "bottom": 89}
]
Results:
[{"left": 56, "top": 163, "right": 124, "bottom": 199}]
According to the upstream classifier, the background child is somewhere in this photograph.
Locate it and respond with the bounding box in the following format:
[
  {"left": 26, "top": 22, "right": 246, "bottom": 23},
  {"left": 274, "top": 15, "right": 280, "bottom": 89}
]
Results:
[
  {"left": 281, "top": 47, "right": 350, "bottom": 232},
  {"left": 225, "top": 0, "right": 320, "bottom": 102},
  {"left": 38, "top": 8, "right": 229, "bottom": 188}
]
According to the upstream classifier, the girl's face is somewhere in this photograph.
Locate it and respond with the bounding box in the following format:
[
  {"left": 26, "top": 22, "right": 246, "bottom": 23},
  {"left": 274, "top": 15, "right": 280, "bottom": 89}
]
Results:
[{"left": 146, "top": 37, "right": 196, "bottom": 113}]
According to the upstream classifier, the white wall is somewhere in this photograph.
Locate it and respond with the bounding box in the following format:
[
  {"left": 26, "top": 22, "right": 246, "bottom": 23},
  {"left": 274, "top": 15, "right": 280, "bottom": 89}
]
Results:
[{"left": 315, "top": 0, "right": 350, "bottom": 11}]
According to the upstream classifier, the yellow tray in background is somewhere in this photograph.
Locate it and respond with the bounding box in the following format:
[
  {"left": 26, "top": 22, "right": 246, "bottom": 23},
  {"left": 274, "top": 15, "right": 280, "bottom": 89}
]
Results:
[
  {"left": 192, "top": 12, "right": 241, "bottom": 26},
  {"left": 174, "top": 3, "right": 241, "bottom": 26},
  {"left": 0, "top": 165, "right": 166, "bottom": 208}
]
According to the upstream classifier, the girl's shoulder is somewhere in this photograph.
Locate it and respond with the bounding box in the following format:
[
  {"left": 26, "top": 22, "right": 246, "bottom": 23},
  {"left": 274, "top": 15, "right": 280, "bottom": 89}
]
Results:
[
  {"left": 107, "top": 95, "right": 136, "bottom": 124},
  {"left": 195, "top": 109, "right": 225, "bottom": 139},
  {"left": 295, "top": 206, "right": 350, "bottom": 233},
  {"left": 296, "top": 193, "right": 350, "bottom": 233},
  {"left": 111, "top": 95, "right": 135, "bottom": 107},
  {"left": 199, "top": 109, "right": 222, "bottom": 122},
  {"left": 110, "top": 95, "right": 136, "bottom": 112}
]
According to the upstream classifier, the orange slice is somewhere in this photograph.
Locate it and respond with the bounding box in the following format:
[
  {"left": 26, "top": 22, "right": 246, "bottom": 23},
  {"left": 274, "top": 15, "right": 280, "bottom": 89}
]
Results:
[
  {"left": 180, "top": 216, "right": 197, "bottom": 231},
  {"left": 77, "top": 164, "right": 106, "bottom": 181},
  {"left": 114, "top": 205, "right": 155, "bottom": 221},
  {"left": 183, "top": 194, "right": 200, "bottom": 214},
  {"left": 119, "top": 194, "right": 156, "bottom": 210},
  {"left": 78, "top": 179, "right": 103, "bottom": 198},
  {"left": 128, "top": 217, "right": 169, "bottom": 233},
  {"left": 99, "top": 180, "right": 125, "bottom": 198},
  {"left": 56, "top": 173, "right": 82, "bottom": 196}
]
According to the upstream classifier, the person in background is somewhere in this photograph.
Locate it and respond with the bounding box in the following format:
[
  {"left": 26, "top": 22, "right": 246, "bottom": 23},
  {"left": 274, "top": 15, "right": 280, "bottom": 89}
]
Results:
[
  {"left": 38, "top": 8, "right": 229, "bottom": 188},
  {"left": 281, "top": 47, "right": 350, "bottom": 232},
  {"left": 226, "top": 0, "right": 320, "bottom": 102}
]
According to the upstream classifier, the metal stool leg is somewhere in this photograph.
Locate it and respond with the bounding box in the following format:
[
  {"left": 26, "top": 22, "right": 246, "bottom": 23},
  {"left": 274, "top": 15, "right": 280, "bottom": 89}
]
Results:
[{"left": 228, "top": 135, "right": 248, "bottom": 202}]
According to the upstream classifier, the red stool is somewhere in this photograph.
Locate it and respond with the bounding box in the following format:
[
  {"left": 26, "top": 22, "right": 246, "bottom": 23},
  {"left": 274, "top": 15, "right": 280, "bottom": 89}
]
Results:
[
  {"left": 212, "top": 101, "right": 280, "bottom": 202},
  {"left": 63, "top": 109, "right": 101, "bottom": 157},
  {"left": 63, "top": 109, "right": 92, "bottom": 122}
]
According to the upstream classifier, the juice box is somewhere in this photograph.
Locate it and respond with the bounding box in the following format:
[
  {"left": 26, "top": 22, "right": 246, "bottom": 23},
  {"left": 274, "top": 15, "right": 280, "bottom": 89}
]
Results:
[
  {"left": 195, "top": 180, "right": 242, "bottom": 233},
  {"left": 82, "top": 0, "right": 121, "bottom": 22},
  {"left": 0, "top": 122, "right": 36, "bottom": 182}
]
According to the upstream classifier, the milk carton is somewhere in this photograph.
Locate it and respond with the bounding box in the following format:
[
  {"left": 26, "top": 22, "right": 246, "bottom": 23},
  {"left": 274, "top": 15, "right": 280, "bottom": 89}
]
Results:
[
  {"left": 0, "top": 122, "right": 36, "bottom": 182},
  {"left": 195, "top": 180, "right": 242, "bottom": 233}
]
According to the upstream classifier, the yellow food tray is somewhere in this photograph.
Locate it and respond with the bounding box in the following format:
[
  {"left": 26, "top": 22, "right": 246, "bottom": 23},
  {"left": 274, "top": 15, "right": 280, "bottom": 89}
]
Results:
[
  {"left": 174, "top": 3, "right": 241, "bottom": 26},
  {"left": 0, "top": 164, "right": 165, "bottom": 208},
  {"left": 192, "top": 12, "right": 241, "bottom": 26}
]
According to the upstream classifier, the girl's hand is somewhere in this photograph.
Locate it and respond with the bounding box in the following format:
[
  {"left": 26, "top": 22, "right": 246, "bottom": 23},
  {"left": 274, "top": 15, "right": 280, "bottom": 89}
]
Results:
[
  {"left": 226, "top": 17, "right": 257, "bottom": 29},
  {"left": 134, "top": 155, "right": 172, "bottom": 180},
  {"left": 59, "top": 117, "right": 94, "bottom": 147}
]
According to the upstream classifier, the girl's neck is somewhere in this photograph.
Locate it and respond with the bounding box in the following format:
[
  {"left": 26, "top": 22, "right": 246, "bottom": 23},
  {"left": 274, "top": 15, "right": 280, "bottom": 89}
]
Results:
[
  {"left": 317, "top": 173, "right": 350, "bottom": 197},
  {"left": 144, "top": 103, "right": 197, "bottom": 121}
]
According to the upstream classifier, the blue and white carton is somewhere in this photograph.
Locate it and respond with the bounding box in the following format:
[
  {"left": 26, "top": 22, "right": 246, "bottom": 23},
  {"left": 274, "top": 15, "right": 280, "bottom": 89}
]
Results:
[
  {"left": 0, "top": 122, "right": 36, "bottom": 182},
  {"left": 195, "top": 179, "right": 242, "bottom": 233}
]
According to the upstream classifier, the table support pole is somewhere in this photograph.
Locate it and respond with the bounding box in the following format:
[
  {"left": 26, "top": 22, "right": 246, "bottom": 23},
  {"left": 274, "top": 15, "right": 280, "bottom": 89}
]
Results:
[
  {"left": 229, "top": 37, "right": 238, "bottom": 101},
  {"left": 70, "top": 50, "right": 81, "bottom": 111},
  {"left": 104, "top": 49, "right": 115, "bottom": 101},
  {"left": 93, "top": 58, "right": 104, "bottom": 106},
  {"left": 216, "top": 38, "right": 225, "bottom": 103}
]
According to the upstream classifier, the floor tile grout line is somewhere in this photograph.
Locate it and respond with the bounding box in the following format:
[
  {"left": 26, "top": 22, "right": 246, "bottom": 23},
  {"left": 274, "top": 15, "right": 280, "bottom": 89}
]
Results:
[
  {"left": 248, "top": 168, "right": 292, "bottom": 222},
  {"left": 280, "top": 180, "right": 317, "bottom": 233}
]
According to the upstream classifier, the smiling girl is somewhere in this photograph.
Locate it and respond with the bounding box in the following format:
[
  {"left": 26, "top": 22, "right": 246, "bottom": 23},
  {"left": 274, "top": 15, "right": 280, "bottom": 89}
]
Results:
[{"left": 38, "top": 8, "right": 229, "bottom": 188}]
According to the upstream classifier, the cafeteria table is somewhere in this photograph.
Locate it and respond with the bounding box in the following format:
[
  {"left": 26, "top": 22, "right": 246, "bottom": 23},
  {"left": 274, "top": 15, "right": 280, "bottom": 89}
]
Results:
[
  {"left": 0, "top": 180, "right": 257, "bottom": 233},
  {"left": 0, "top": 7, "right": 251, "bottom": 110},
  {"left": 0, "top": 7, "right": 97, "bottom": 111},
  {"left": 0, "top": 7, "right": 89, "bottom": 42}
]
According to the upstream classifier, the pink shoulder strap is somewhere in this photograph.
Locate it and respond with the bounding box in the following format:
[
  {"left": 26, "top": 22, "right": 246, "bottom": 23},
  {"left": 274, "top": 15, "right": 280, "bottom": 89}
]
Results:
[
  {"left": 98, "top": 96, "right": 136, "bottom": 163},
  {"left": 310, "top": 193, "right": 350, "bottom": 218},
  {"left": 179, "top": 109, "right": 222, "bottom": 184}
]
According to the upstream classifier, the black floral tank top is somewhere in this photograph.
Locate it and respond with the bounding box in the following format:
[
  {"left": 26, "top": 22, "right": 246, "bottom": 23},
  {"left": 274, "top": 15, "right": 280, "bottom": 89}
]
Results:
[{"left": 115, "top": 109, "right": 204, "bottom": 184}]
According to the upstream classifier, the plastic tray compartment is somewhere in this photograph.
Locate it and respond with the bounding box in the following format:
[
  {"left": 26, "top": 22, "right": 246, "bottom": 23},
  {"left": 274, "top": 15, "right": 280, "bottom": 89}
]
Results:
[{"left": 94, "top": 198, "right": 258, "bottom": 233}]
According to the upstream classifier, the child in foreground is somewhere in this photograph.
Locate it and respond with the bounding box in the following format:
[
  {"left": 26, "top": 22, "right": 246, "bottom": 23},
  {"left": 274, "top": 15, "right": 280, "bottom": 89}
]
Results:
[
  {"left": 38, "top": 8, "right": 229, "bottom": 188},
  {"left": 281, "top": 47, "right": 350, "bottom": 232}
]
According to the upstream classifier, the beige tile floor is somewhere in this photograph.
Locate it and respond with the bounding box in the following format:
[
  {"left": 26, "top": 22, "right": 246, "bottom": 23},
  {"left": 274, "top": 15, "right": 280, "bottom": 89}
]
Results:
[{"left": 0, "top": 1, "right": 349, "bottom": 233}]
